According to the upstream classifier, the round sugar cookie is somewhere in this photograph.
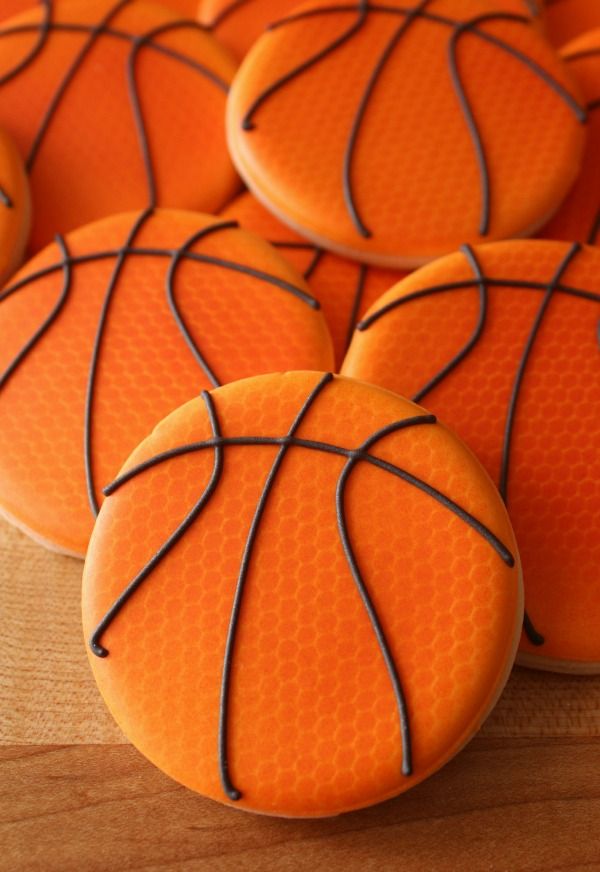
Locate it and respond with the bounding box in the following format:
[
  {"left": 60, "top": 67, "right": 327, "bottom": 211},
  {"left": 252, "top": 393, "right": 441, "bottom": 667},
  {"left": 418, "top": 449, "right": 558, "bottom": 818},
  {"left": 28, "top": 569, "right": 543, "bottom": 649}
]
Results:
[
  {"left": 0, "top": 209, "right": 332, "bottom": 557},
  {"left": 221, "top": 191, "right": 406, "bottom": 365},
  {"left": 0, "top": 123, "right": 30, "bottom": 282},
  {"left": 342, "top": 240, "right": 600, "bottom": 673},
  {"left": 539, "top": 30, "right": 600, "bottom": 245},
  {"left": 82, "top": 370, "right": 522, "bottom": 817},
  {"left": 198, "top": 0, "right": 301, "bottom": 60},
  {"left": 545, "top": 0, "right": 600, "bottom": 48},
  {"left": 226, "top": 0, "right": 587, "bottom": 268},
  {"left": 0, "top": 0, "right": 239, "bottom": 254}
]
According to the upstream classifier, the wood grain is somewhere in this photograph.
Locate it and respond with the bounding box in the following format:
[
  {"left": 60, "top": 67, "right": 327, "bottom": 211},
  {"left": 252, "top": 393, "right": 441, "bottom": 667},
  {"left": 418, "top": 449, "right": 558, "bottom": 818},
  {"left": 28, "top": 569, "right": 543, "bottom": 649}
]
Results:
[
  {"left": 2, "top": 516, "right": 600, "bottom": 871},
  {"left": 2, "top": 739, "right": 600, "bottom": 872}
]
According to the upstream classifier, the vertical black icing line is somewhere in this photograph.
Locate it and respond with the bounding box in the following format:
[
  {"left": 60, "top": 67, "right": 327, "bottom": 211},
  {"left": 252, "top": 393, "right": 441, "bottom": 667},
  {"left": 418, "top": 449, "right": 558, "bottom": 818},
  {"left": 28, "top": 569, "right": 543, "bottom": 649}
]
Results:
[
  {"left": 587, "top": 208, "right": 600, "bottom": 246},
  {"left": 302, "top": 246, "right": 324, "bottom": 281},
  {"left": 0, "top": 233, "right": 71, "bottom": 391},
  {"left": 241, "top": 0, "right": 369, "bottom": 130},
  {"left": 165, "top": 219, "right": 239, "bottom": 389},
  {"left": 84, "top": 208, "right": 153, "bottom": 519},
  {"left": 89, "top": 389, "right": 224, "bottom": 658},
  {"left": 336, "top": 414, "right": 436, "bottom": 777},
  {"left": 344, "top": 263, "right": 367, "bottom": 353},
  {"left": 217, "top": 372, "right": 334, "bottom": 801},
  {"left": 412, "top": 243, "right": 487, "bottom": 404},
  {"left": 499, "top": 242, "right": 581, "bottom": 504},
  {"left": 25, "top": 0, "right": 131, "bottom": 172},
  {"left": 0, "top": 0, "right": 52, "bottom": 87},
  {"left": 342, "top": 0, "right": 431, "bottom": 238}
]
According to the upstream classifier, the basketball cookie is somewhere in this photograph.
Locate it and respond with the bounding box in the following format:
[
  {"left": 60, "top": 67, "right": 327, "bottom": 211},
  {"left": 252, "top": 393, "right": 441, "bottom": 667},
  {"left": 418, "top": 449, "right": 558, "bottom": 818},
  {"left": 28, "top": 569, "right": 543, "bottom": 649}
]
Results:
[
  {"left": 0, "top": 123, "right": 30, "bottom": 283},
  {"left": 82, "top": 371, "right": 522, "bottom": 817},
  {"left": 545, "top": 0, "right": 600, "bottom": 48},
  {"left": 198, "top": 0, "right": 301, "bottom": 60},
  {"left": 221, "top": 191, "right": 406, "bottom": 365},
  {"left": 226, "top": 0, "right": 586, "bottom": 268},
  {"left": 539, "top": 30, "right": 600, "bottom": 245},
  {"left": 0, "top": 209, "right": 332, "bottom": 557},
  {"left": 342, "top": 240, "right": 600, "bottom": 673},
  {"left": 0, "top": 0, "right": 239, "bottom": 253}
]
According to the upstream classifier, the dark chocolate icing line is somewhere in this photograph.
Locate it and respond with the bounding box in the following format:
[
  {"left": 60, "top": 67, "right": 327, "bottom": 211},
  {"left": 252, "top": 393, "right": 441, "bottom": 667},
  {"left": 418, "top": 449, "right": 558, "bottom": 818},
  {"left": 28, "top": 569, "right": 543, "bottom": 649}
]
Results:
[
  {"left": 0, "top": 244, "right": 319, "bottom": 310},
  {"left": 0, "top": 0, "right": 51, "bottom": 87},
  {"left": 343, "top": 0, "right": 431, "bottom": 238},
  {"left": 303, "top": 247, "right": 324, "bottom": 280},
  {"left": 218, "top": 372, "right": 334, "bottom": 802},
  {"left": 588, "top": 209, "right": 600, "bottom": 246},
  {"left": 565, "top": 47, "right": 600, "bottom": 64},
  {"left": 0, "top": 234, "right": 71, "bottom": 392},
  {"left": 89, "top": 388, "right": 223, "bottom": 659},
  {"left": 25, "top": 0, "right": 131, "bottom": 172},
  {"left": 241, "top": 0, "right": 369, "bottom": 131},
  {"left": 103, "top": 432, "right": 515, "bottom": 567},
  {"left": 166, "top": 220, "right": 240, "bottom": 389},
  {"left": 344, "top": 263, "right": 367, "bottom": 353},
  {"left": 0, "top": 19, "right": 231, "bottom": 89},
  {"left": 357, "top": 275, "right": 600, "bottom": 331},
  {"left": 0, "top": 185, "right": 12, "bottom": 208},
  {"left": 254, "top": 3, "right": 585, "bottom": 237},
  {"left": 336, "top": 413, "right": 437, "bottom": 778},
  {"left": 498, "top": 243, "right": 581, "bottom": 504},
  {"left": 271, "top": 240, "right": 316, "bottom": 251},
  {"left": 84, "top": 209, "right": 153, "bottom": 519},
  {"left": 412, "top": 245, "right": 487, "bottom": 405}
]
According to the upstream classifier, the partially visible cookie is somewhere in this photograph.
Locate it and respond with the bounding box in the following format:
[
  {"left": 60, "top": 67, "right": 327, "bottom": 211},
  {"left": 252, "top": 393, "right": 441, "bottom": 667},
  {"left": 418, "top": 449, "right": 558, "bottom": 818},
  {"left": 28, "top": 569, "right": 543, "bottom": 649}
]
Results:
[
  {"left": 343, "top": 239, "right": 600, "bottom": 673},
  {"left": 227, "top": 0, "right": 587, "bottom": 267},
  {"left": 539, "top": 30, "right": 600, "bottom": 245},
  {"left": 545, "top": 0, "right": 600, "bottom": 47},
  {"left": 0, "top": 123, "right": 30, "bottom": 282},
  {"left": 0, "top": 209, "right": 332, "bottom": 556},
  {"left": 198, "top": 0, "right": 300, "bottom": 60},
  {"left": 83, "top": 370, "right": 522, "bottom": 816},
  {"left": 0, "top": 0, "right": 240, "bottom": 253},
  {"left": 221, "top": 192, "right": 405, "bottom": 365}
]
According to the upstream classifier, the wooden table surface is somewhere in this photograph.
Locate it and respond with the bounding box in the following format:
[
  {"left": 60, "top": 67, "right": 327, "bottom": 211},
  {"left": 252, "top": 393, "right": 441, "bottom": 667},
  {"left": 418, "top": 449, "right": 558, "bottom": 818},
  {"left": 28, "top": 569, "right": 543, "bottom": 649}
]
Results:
[{"left": 2, "top": 517, "right": 599, "bottom": 872}]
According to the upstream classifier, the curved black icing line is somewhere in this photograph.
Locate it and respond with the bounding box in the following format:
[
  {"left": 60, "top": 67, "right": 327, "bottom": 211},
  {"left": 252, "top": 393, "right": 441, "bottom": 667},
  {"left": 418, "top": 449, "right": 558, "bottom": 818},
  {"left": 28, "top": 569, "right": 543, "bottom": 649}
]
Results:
[
  {"left": 248, "top": 3, "right": 586, "bottom": 238},
  {"left": 588, "top": 209, "right": 600, "bottom": 246},
  {"left": 102, "top": 433, "right": 515, "bottom": 567},
  {"left": 0, "top": 234, "right": 71, "bottom": 392},
  {"left": 498, "top": 243, "right": 581, "bottom": 503},
  {"left": 357, "top": 275, "right": 600, "bottom": 331},
  {"left": 344, "top": 263, "right": 368, "bottom": 353},
  {"left": 241, "top": 0, "right": 369, "bottom": 131},
  {"left": 218, "top": 372, "right": 333, "bottom": 801},
  {"left": 336, "top": 413, "right": 438, "bottom": 778},
  {"left": 302, "top": 246, "right": 324, "bottom": 280},
  {"left": 343, "top": 0, "right": 431, "bottom": 238},
  {"left": 165, "top": 220, "right": 240, "bottom": 389},
  {"left": 412, "top": 244, "right": 487, "bottom": 405},
  {"left": 84, "top": 209, "right": 153, "bottom": 519},
  {"left": 0, "top": 244, "right": 319, "bottom": 310},
  {"left": 89, "top": 388, "right": 223, "bottom": 658},
  {"left": 0, "top": 0, "right": 52, "bottom": 87}
]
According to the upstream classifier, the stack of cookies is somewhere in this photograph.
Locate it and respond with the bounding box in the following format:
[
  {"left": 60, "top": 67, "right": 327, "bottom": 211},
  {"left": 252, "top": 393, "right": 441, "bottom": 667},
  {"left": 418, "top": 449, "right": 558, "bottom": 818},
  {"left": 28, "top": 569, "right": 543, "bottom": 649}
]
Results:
[{"left": 0, "top": 0, "right": 597, "bottom": 818}]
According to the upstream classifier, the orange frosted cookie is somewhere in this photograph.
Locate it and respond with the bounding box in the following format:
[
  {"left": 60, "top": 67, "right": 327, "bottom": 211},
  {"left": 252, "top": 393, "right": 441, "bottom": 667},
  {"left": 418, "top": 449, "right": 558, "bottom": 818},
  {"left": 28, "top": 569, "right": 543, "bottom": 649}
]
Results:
[
  {"left": 0, "top": 124, "right": 30, "bottom": 282},
  {"left": 0, "top": 0, "right": 239, "bottom": 253},
  {"left": 343, "top": 240, "right": 600, "bottom": 673},
  {"left": 227, "top": 0, "right": 586, "bottom": 268},
  {"left": 539, "top": 30, "right": 600, "bottom": 245},
  {"left": 82, "top": 371, "right": 522, "bottom": 817},
  {"left": 221, "top": 192, "right": 406, "bottom": 364},
  {"left": 198, "top": 0, "right": 300, "bottom": 60},
  {"left": 545, "top": 0, "right": 600, "bottom": 47},
  {"left": 0, "top": 210, "right": 332, "bottom": 557}
]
